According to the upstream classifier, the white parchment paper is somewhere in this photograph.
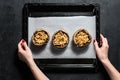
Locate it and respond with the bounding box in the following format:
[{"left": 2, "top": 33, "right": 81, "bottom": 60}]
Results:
[{"left": 28, "top": 16, "right": 96, "bottom": 59}]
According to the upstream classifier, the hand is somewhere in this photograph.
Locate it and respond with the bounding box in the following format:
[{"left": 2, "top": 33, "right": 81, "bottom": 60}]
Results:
[
  {"left": 18, "top": 39, "right": 33, "bottom": 64},
  {"left": 94, "top": 34, "right": 109, "bottom": 62},
  {"left": 18, "top": 39, "right": 49, "bottom": 80}
]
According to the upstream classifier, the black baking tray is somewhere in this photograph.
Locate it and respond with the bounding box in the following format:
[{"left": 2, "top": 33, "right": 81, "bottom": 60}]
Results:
[{"left": 22, "top": 3, "right": 100, "bottom": 70}]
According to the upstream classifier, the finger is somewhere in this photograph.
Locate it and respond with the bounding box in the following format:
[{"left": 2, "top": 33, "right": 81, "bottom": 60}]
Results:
[
  {"left": 21, "top": 40, "right": 28, "bottom": 50},
  {"left": 94, "top": 40, "right": 99, "bottom": 50},
  {"left": 100, "top": 34, "right": 106, "bottom": 47},
  {"left": 18, "top": 40, "right": 24, "bottom": 53},
  {"left": 100, "top": 34, "right": 104, "bottom": 42},
  {"left": 18, "top": 40, "right": 22, "bottom": 49},
  {"left": 104, "top": 38, "right": 107, "bottom": 44},
  {"left": 104, "top": 38, "right": 109, "bottom": 47}
]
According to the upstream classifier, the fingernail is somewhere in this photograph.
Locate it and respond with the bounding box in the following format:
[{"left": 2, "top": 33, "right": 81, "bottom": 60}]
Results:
[
  {"left": 93, "top": 40, "right": 96, "bottom": 43},
  {"left": 22, "top": 39, "right": 25, "bottom": 43}
]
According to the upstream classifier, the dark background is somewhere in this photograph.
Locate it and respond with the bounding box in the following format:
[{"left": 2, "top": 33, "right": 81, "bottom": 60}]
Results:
[{"left": 0, "top": 0, "right": 120, "bottom": 80}]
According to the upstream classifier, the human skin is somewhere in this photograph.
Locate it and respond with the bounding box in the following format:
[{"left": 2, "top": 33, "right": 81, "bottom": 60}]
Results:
[
  {"left": 94, "top": 34, "right": 120, "bottom": 80},
  {"left": 17, "top": 34, "right": 120, "bottom": 80},
  {"left": 18, "top": 39, "right": 49, "bottom": 80}
]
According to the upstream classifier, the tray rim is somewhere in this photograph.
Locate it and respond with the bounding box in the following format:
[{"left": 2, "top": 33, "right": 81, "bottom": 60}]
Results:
[{"left": 22, "top": 3, "right": 100, "bottom": 70}]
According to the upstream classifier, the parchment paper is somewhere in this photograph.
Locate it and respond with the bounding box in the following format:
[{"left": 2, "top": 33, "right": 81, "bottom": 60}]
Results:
[{"left": 28, "top": 16, "right": 96, "bottom": 59}]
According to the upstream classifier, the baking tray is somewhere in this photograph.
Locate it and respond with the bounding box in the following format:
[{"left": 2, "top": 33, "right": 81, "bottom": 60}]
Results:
[{"left": 23, "top": 3, "right": 100, "bottom": 70}]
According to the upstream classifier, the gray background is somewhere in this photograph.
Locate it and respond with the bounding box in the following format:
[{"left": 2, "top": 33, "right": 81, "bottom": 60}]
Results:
[{"left": 0, "top": 0, "right": 120, "bottom": 80}]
